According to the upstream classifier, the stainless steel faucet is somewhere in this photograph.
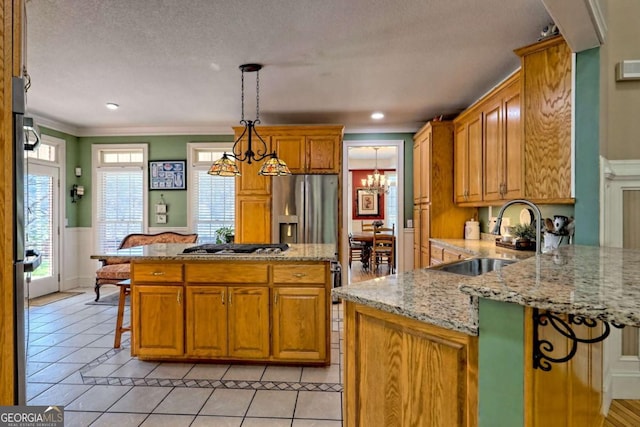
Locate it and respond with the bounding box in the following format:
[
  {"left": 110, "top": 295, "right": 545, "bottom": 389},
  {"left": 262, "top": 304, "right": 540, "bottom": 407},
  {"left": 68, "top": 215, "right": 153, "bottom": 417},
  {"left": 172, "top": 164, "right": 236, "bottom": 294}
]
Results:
[{"left": 492, "top": 199, "right": 544, "bottom": 254}]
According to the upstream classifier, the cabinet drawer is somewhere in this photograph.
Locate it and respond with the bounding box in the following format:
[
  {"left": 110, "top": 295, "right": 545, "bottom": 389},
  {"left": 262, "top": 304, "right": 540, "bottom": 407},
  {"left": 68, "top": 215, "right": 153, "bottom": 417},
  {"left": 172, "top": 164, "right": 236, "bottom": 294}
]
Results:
[
  {"left": 443, "top": 249, "right": 464, "bottom": 263},
  {"left": 185, "top": 263, "right": 269, "bottom": 284},
  {"left": 273, "top": 264, "right": 327, "bottom": 284},
  {"left": 133, "top": 263, "right": 183, "bottom": 282},
  {"left": 430, "top": 243, "right": 444, "bottom": 262}
]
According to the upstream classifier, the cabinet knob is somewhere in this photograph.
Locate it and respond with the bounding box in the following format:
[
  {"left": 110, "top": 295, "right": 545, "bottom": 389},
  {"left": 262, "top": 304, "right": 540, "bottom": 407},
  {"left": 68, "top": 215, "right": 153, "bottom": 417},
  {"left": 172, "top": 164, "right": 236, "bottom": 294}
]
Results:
[
  {"left": 274, "top": 291, "right": 278, "bottom": 304},
  {"left": 177, "top": 290, "right": 182, "bottom": 304},
  {"left": 221, "top": 290, "right": 225, "bottom": 305},
  {"left": 293, "top": 272, "right": 306, "bottom": 278},
  {"left": 152, "top": 271, "right": 165, "bottom": 276}
]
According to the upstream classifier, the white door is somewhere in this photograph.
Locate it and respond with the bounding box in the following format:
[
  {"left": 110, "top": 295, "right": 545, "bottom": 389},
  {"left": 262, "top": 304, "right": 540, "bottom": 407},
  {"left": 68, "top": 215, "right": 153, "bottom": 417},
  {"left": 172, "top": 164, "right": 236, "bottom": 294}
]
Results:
[{"left": 25, "top": 162, "right": 60, "bottom": 298}]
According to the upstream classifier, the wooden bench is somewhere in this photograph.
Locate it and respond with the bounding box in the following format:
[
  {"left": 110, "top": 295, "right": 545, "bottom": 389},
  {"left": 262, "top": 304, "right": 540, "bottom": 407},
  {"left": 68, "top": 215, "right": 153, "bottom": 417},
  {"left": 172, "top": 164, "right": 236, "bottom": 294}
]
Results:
[{"left": 94, "top": 231, "right": 197, "bottom": 301}]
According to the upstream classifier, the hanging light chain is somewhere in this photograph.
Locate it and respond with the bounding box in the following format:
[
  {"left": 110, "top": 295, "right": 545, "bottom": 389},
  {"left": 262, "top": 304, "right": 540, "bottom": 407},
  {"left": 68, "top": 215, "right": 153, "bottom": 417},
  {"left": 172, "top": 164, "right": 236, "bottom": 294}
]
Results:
[
  {"left": 255, "top": 68, "right": 260, "bottom": 122},
  {"left": 240, "top": 67, "right": 245, "bottom": 122}
]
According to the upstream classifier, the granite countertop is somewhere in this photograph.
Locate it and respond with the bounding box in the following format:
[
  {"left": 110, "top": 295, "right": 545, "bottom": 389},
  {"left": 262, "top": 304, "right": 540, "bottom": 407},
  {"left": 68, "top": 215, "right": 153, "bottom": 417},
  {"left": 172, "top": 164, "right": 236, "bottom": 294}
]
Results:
[
  {"left": 334, "top": 238, "right": 640, "bottom": 335},
  {"left": 90, "top": 243, "right": 337, "bottom": 262},
  {"left": 459, "top": 245, "right": 640, "bottom": 327}
]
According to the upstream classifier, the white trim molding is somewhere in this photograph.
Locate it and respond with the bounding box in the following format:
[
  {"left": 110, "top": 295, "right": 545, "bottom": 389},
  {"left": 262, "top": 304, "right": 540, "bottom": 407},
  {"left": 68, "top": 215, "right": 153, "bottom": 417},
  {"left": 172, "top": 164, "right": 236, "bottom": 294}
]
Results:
[{"left": 600, "top": 156, "right": 640, "bottom": 410}]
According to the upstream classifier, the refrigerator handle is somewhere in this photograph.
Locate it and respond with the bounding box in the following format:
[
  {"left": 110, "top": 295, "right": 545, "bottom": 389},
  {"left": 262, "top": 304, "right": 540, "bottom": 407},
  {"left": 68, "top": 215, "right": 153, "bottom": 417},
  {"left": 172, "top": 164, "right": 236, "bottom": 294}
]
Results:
[{"left": 299, "top": 177, "right": 307, "bottom": 244}]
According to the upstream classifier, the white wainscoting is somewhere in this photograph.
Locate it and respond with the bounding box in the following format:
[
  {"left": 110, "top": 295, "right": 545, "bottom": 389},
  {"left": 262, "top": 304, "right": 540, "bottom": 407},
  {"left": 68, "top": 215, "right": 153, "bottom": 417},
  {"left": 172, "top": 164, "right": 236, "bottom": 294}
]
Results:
[{"left": 600, "top": 157, "right": 640, "bottom": 410}]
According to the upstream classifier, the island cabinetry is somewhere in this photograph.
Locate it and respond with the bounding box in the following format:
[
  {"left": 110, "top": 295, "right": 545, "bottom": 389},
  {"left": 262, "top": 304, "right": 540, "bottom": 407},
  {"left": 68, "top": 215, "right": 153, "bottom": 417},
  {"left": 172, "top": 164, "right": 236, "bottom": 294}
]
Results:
[
  {"left": 344, "top": 302, "right": 478, "bottom": 427},
  {"left": 429, "top": 241, "right": 468, "bottom": 266},
  {"left": 131, "top": 263, "right": 185, "bottom": 357},
  {"left": 185, "top": 263, "right": 270, "bottom": 360},
  {"left": 272, "top": 263, "right": 329, "bottom": 361}
]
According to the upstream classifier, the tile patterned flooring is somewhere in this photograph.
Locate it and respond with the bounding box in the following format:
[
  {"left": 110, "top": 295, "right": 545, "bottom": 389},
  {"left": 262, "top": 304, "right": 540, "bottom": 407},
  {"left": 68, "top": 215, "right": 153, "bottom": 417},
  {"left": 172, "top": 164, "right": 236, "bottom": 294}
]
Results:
[{"left": 25, "top": 289, "right": 344, "bottom": 427}]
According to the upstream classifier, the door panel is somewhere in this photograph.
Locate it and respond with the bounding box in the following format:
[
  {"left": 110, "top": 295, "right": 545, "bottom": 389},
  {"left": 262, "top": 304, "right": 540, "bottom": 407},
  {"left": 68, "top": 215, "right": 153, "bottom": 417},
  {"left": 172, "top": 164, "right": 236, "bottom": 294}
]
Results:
[{"left": 25, "top": 163, "right": 60, "bottom": 298}]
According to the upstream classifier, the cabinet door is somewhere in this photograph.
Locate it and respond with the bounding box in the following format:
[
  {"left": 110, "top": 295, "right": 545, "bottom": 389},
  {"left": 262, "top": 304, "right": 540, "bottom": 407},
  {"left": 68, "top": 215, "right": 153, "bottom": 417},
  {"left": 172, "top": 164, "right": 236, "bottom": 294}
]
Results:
[
  {"left": 419, "top": 205, "right": 430, "bottom": 268},
  {"left": 413, "top": 205, "right": 420, "bottom": 269},
  {"left": 235, "top": 196, "right": 271, "bottom": 243},
  {"left": 186, "top": 286, "right": 227, "bottom": 357},
  {"left": 307, "top": 135, "right": 340, "bottom": 173},
  {"left": 273, "top": 135, "right": 306, "bottom": 174},
  {"left": 502, "top": 81, "right": 523, "bottom": 199},
  {"left": 272, "top": 287, "right": 327, "bottom": 361},
  {"left": 413, "top": 140, "right": 421, "bottom": 204},
  {"left": 227, "top": 287, "right": 270, "bottom": 358},
  {"left": 235, "top": 134, "right": 272, "bottom": 196},
  {"left": 483, "top": 97, "right": 503, "bottom": 201},
  {"left": 454, "top": 124, "right": 468, "bottom": 203},
  {"left": 466, "top": 115, "right": 483, "bottom": 203},
  {"left": 133, "top": 285, "right": 184, "bottom": 357},
  {"left": 419, "top": 132, "right": 431, "bottom": 203}
]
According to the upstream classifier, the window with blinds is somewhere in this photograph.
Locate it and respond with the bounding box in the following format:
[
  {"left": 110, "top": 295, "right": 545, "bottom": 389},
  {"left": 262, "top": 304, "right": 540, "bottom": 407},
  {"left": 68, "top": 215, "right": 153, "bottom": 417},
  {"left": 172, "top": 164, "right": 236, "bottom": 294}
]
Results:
[
  {"left": 94, "top": 145, "right": 147, "bottom": 253},
  {"left": 188, "top": 144, "right": 235, "bottom": 243}
]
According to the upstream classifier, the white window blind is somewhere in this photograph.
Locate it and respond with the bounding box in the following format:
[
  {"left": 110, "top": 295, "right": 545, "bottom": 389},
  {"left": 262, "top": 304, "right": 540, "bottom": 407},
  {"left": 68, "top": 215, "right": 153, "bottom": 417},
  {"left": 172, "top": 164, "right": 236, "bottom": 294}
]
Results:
[
  {"left": 96, "top": 168, "right": 144, "bottom": 252},
  {"left": 189, "top": 144, "right": 235, "bottom": 243}
]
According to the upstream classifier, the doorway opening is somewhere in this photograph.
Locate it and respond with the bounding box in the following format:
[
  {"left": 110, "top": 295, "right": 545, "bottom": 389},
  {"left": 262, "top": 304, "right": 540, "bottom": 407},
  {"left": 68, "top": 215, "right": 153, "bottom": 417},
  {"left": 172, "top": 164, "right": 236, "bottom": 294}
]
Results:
[{"left": 342, "top": 140, "right": 404, "bottom": 285}]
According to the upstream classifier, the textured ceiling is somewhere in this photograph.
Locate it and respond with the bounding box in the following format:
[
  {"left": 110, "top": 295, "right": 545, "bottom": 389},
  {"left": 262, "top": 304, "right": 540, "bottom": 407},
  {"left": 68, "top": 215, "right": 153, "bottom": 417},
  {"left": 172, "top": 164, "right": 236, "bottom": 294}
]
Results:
[{"left": 24, "top": 0, "right": 552, "bottom": 136}]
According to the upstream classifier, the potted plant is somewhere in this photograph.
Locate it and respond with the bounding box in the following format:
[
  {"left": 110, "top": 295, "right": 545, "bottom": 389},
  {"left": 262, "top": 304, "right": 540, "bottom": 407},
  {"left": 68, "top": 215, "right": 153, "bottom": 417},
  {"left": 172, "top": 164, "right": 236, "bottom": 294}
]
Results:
[
  {"left": 215, "top": 226, "right": 235, "bottom": 244},
  {"left": 511, "top": 223, "right": 536, "bottom": 242}
]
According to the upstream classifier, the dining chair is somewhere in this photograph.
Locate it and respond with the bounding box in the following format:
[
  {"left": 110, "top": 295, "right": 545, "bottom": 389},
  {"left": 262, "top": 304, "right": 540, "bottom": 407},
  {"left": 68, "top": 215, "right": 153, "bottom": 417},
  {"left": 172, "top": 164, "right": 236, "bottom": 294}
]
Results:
[
  {"left": 361, "top": 221, "right": 375, "bottom": 232},
  {"left": 348, "top": 233, "right": 366, "bottom": 268},
  {"left": 371, "top": 229, "right": 395, "bottom": 274}
]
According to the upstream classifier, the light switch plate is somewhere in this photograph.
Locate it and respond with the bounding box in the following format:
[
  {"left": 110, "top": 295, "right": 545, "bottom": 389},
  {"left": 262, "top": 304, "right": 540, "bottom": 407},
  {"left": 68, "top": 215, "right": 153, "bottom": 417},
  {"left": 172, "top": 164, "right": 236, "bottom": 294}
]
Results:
[{"left": 156, "top": 214, "right": 167, "bottom": 224}]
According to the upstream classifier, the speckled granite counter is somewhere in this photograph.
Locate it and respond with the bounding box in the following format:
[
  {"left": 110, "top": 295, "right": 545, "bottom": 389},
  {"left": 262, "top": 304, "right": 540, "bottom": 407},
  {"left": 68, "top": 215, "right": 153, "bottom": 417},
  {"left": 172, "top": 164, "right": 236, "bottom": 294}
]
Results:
[
  {"left": 334, "top": 240, "right": 640, "bottom": 336},
  {"left": 459, "top": 245, "right": 640, "bottom": 327},
  {"left": 90, "top": 243, "right": 337, "bottom": 262}
]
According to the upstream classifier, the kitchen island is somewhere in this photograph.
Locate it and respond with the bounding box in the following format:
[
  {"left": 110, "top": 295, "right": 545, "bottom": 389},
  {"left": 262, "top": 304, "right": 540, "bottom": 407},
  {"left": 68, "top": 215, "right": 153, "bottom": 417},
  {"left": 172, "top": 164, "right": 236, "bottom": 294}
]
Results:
[
  {"left": 91, "top": 243, "right": 337, "bottom": 365},
  {"left": 333, "top": 240, "right": 640, "bottom": 427}
]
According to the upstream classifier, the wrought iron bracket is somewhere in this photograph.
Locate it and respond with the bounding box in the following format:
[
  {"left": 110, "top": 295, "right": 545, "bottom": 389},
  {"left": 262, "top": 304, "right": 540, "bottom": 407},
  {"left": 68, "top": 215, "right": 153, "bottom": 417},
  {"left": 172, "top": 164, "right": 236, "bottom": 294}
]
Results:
[{"left": 532, "top": 308, "right": 625, "bottom": 371}]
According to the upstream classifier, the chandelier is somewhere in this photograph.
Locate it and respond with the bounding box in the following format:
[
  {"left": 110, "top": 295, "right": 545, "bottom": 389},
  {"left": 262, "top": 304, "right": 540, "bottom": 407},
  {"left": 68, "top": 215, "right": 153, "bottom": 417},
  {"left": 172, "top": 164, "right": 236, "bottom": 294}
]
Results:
[
  {"left": 208, "top": 64, "right": 291, "bottom": 177},
  {"left": 361, "top": 147, "right": 389, "bottom": 194}
]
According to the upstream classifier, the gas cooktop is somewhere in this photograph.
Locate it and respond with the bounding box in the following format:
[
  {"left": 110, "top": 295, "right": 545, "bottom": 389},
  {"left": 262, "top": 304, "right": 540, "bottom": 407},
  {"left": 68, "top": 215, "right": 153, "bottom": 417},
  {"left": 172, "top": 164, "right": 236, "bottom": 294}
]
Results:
[{"left": 182, "top": 243, "right": 290, "bottom": 255}]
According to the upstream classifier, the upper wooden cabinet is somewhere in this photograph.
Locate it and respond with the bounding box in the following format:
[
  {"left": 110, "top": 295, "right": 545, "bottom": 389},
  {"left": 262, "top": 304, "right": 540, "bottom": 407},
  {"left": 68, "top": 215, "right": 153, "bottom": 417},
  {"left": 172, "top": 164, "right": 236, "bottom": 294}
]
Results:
[
  {"left": 454, "top": 35, "right": 573, "bottom": 206},
  {"left": 516, "top": 36, "right": 572, "bottom": 201},
  {"left": 234, "top": 125, "right": 344, "bottom": 244},
  {"left": 482, "top": 74, "right": 523, "bottom": 202},
  {"left": 412, "top": 122, "right": 477, "bottom": 268},
  {"left": 454, "top": 112, "right": 483, "bottom": 204}
]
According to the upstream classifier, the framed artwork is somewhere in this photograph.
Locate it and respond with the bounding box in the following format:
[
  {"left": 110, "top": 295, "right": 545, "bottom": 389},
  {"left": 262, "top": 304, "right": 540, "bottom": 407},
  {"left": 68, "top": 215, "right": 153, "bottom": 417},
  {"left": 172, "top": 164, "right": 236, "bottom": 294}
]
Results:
[
  {"left": 356, "top": 189, "right": 379, "bottom": 216},
  {"left": 149, "top": 160, "right": 186, "bottom": 190}
]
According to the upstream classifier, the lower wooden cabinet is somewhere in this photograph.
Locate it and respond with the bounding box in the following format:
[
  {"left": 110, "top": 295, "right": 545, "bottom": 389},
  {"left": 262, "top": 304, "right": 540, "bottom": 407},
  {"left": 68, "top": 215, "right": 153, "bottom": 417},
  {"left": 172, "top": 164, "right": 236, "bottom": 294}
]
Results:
[
  {"left": 429, "top": 241, "right": 468, "bottom": 266},
  {"left": 344, "top": 302, "right": 478, "bottom": 427},
  {"left": 132, "top": 284, "right": 184, "bottom": 357},
  {"left": 272, "top": 287, "right": 326, "bottom": 361},
  {"left": 132, "top": 260, "right": 331, "bottom": 364}
]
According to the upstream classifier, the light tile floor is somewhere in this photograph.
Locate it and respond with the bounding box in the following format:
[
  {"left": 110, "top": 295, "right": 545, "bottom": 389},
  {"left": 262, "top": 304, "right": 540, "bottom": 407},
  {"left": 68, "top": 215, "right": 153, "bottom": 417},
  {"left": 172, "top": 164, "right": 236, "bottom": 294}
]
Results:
[{"left": 25, "top": 289, "right": 344, "bottom": 427}]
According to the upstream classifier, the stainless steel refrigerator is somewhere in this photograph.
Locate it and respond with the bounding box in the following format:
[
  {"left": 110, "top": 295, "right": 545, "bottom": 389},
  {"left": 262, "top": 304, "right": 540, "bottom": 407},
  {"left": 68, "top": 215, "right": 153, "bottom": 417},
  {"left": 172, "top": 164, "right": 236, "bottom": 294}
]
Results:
[{"left": 271, "top": 175, "right": 339, "bottom": 248}]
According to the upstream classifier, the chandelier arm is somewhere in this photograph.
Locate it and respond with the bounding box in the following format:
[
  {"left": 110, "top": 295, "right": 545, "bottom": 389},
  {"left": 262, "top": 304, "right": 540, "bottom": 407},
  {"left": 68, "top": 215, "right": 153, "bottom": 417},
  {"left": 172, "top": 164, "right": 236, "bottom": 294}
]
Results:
[
  {"left": 248, "top": 121, "right": 273, "bottom": 162},
  {"left": 227, "top": 122, "right": 248, "bottom": 162}
]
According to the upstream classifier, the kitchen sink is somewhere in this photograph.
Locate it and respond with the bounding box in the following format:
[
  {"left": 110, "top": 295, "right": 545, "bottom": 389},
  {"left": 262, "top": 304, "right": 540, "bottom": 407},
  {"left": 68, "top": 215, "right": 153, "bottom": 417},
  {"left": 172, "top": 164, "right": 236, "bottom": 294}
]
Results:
[{"left": 430, "top": 257, "right": 517, "bottom": 276}]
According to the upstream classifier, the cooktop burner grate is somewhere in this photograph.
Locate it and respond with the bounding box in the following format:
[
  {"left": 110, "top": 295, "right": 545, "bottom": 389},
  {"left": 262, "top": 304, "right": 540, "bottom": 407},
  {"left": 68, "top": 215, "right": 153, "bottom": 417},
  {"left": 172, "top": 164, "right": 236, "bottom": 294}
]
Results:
[{"left": 182, "top": 243, "right": 290, "bottom": 254}]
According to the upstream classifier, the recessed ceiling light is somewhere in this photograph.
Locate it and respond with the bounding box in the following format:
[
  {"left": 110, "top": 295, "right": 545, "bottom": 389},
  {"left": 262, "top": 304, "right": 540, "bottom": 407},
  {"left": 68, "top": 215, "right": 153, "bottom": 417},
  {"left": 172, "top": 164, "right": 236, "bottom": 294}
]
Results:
[
  {"left": 371, "top": 112, "right": 384, "bottom": 120},
  {"left": 106, "top": 103, "right": 119, "bottom": 110}
]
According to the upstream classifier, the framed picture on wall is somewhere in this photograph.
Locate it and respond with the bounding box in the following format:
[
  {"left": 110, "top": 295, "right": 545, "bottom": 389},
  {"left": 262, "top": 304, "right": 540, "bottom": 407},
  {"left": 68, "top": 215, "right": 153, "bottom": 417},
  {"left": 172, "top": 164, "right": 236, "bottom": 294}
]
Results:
[
  {"left": 149, "top": 160, "right": 186, "bottom": 190},
  {"left": 356, "top": 188, "right": 379, "bottom": 216}
]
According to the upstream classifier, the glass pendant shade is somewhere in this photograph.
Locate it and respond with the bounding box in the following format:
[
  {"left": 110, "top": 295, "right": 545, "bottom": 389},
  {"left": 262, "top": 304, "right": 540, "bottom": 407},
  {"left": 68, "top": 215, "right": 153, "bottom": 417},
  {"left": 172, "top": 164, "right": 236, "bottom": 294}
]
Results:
[
  {"left": 208, "top": 153, "right": 240, "bottom": 176},
  {"left": 361, "top": 148, "right": 388, "bottom": 193},
  {"left": 259, "top": 155, "right": 292, "bottom": 176}
]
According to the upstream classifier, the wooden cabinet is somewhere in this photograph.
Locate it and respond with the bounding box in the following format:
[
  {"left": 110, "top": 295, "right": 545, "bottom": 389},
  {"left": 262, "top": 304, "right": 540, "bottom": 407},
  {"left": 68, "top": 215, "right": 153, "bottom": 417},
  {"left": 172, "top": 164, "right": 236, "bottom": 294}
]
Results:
[
  {"left": 234, "top": 125, "right": 344, "bottom": 243},
  {"left": 454, "top": 111, "right": 483, "bottom": 204},
  {"left": 235, "top": 195, "right": 271, "bottom": 243},
  {"left": 272, "top": 287, "right": 326, "bottom": 361},
  {"left": 516, "top": 36, "right": 572, "bottom": 202},
  {"left": 413, "top": 122, "right": 477, "bottom": 269},
  {"left": 344, "top": 302, "right": 478, "bottom": 427},
  {"left": 227, "top": 286, "right": 270, "bottom": 358},
  {"left": 132, "top": 260, "right": 331, "bottom": 365},
  {"left": 429, "top": 241, "right": 468, "bottom": 266},
  {"left": 483, "top": 74, "right": 523, "bottom": 202},
  {"left": 132, "top": 284, "right": 184, "bottom": 357}
]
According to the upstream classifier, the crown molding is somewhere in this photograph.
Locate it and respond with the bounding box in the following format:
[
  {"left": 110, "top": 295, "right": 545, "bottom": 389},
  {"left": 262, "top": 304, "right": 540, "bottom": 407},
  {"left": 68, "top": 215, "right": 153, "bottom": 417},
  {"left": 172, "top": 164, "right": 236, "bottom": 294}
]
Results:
[{"left": 30, "top": 114, "right": 80, "bottom": 136}]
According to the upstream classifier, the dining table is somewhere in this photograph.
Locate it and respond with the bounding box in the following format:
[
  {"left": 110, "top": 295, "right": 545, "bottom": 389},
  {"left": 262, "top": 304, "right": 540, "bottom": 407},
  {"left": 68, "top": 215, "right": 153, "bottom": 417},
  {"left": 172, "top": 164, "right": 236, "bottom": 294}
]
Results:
[{"left": 350, "top": 232, "right": 396, "bottom": 271}]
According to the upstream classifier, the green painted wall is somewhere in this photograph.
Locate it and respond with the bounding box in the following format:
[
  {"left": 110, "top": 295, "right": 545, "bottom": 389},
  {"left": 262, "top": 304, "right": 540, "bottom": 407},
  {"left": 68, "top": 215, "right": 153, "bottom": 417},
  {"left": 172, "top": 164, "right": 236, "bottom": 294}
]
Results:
[
  {"left": 478, "top": 299, "right": 525, "bottom": 427},
  {"left": 344, "top": 133, "right": 415, "bottom": 225},
  {"left": 574, "top": 48, "right": 600, "bottom": 245}
]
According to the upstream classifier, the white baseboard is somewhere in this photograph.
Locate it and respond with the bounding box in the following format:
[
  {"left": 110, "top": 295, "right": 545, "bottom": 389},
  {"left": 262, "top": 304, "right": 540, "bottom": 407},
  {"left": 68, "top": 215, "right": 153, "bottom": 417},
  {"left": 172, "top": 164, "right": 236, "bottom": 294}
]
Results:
[{"left": 611, "top": 372, "right": 640, "bottom": 399}]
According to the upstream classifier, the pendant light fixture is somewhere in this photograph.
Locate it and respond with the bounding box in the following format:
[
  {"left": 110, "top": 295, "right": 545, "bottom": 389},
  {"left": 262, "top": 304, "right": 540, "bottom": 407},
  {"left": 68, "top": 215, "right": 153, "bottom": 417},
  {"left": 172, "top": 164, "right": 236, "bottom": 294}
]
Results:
[
  {"left": 208, "top": 64, "right": 291, "bottom": 177},
  {"left": 361, "top": 147, "right": 389, "bottom": 194}
]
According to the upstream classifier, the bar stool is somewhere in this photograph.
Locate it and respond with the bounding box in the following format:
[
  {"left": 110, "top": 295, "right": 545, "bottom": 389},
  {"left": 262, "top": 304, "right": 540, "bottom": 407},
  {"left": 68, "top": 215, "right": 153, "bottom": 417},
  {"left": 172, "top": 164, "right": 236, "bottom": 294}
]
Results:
[{"left": 114, "top": 279, "right": 131, "bottom": 348}]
